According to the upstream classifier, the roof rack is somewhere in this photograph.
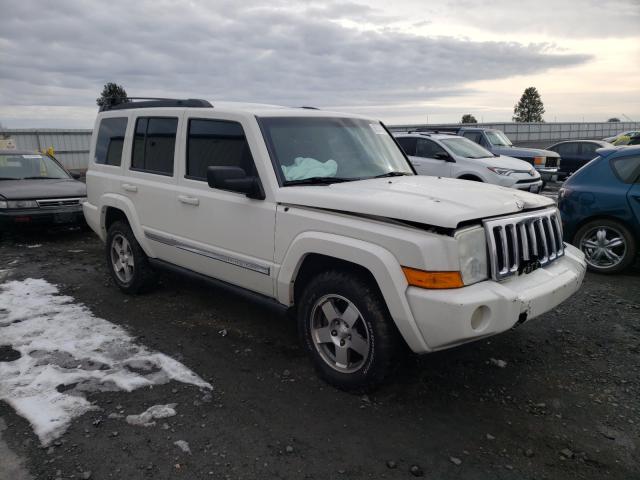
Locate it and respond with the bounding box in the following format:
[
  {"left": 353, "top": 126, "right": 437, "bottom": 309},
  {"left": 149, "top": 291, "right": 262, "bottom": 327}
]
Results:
[
  {"left": 407, "top": 129, "right": 458, "bottom": 136},
  {"left": 300, "top": 106, "right": 320, "bottom": 110},
  {"left": 410, "top": 126, "right": 461, "bottom": 134},
  {"left": 99, "top": 97, "right": 213, "bottom": 112}
]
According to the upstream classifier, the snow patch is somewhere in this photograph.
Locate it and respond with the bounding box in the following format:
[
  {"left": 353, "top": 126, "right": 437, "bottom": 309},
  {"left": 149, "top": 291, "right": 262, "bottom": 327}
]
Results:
[
  {"left": 126, "top": 403, "right": 177, "bottom": 427},
  {"left": 0, "top": 278, "right": 211, "bottom": 446}
]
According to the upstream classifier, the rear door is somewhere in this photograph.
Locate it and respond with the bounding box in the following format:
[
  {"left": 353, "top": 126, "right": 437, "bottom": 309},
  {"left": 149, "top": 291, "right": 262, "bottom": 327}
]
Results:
[
  {"left": 617, "top": 155, "right": 640, "bottom": 224},
  {"left": 124, "top": 112, "right": 181, "bottom": 260}
]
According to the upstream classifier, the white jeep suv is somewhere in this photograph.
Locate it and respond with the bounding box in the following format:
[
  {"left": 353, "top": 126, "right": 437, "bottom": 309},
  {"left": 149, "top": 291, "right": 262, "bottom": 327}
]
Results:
[
  {"left": 83, "top": 98, "right": 586, "bottom": 391},
  {"left": 395, "top": 132, "right": 543, "bottom": 193}
]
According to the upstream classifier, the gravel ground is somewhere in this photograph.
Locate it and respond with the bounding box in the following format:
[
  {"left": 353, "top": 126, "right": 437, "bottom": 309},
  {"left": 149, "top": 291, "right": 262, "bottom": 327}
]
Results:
[{"left": 0, "top": 226, "right": 639, "bottom": 480}]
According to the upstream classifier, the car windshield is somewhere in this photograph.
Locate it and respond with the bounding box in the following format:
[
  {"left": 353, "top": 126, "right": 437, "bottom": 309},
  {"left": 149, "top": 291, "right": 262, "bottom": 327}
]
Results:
[
  {"left": 486, "top": 130, "right": 513, "bottom": 147},
  {"left": 258, "top": 117, "right": 413, "bottom": 184},
  {"left": 0, "top": 154, "right": 70, "bottom": 180},
  {"left": 440, "top": 137, "right": 494, "bottom": 159}
]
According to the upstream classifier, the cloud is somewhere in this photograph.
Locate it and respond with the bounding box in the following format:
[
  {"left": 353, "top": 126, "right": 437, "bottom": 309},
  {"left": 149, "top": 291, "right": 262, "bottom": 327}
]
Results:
[{"left": 0, "top": 0, "right": 592, "bottom": 127}]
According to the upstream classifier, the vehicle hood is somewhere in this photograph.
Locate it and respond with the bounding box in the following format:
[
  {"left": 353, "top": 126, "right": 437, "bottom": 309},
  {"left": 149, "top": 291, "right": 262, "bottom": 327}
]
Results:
[
  {"left": 491, "top": 146, "right": 560, "bottom": 158},
  {"left": 276, "top": 176, "right": 554, "bottom": 229},
  {"left": 465, "top": 155, "right": 539, "bottom": 172},
  {"left": 0, "top": 179, "right": 86, "bottom": 200}
]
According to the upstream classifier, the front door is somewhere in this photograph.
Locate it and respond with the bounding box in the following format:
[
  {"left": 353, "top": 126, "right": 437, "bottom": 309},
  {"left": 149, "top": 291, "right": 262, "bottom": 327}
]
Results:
[
  {"left": 410, "top": 138, "right": 452, "bottom": 177},
  {"left": 171, "top": 115, "right": 276, "bottom": 297}
]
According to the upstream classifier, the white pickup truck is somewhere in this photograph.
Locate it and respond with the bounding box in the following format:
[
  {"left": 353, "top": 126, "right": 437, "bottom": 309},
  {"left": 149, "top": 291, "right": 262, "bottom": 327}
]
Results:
[{"left": 83, "top": 98, "right": 586, "bottom": 391}]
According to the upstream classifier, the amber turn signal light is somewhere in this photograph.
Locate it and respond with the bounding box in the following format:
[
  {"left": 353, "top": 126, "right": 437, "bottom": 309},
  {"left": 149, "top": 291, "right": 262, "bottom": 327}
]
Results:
[{"left": 402, "top": 267, "right": 464, "bottom": 289}]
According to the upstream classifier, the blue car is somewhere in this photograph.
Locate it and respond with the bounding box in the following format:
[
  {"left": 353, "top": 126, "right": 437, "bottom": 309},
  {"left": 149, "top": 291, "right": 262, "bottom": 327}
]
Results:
[{"left": 558, "top": 145, "right": 640, "bottom": 273}]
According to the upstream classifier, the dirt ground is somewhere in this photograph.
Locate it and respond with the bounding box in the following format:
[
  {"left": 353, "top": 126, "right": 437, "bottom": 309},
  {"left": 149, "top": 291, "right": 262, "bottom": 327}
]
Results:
[{"left": 0, "top": 227, "right": 638, "bottom": 480}]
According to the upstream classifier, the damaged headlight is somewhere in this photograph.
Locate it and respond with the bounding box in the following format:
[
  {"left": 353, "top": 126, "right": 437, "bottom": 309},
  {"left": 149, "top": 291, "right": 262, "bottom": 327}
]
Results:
[{"left": 455, "top": 226, "right": 488, "bottom": 285}]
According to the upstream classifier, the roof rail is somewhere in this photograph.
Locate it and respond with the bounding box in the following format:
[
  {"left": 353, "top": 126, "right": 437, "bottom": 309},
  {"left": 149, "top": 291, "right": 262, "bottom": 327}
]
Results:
[
  {"left": 99, "top": 97, "right": 213, "bottom": 112},
  {"left": 300, "top": 106, "right": 320, "bottom": 110},
  {"left": 407, "top": 129, "right": 457, "bottom": 136}
]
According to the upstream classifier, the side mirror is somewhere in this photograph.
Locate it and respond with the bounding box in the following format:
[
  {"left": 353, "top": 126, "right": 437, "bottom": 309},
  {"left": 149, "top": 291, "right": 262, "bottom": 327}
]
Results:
[
  {"left": 434, "top": 152, "right": 452, "bottom": 161},
  {"left": 70, "top": 171, "right": 81, "bottom": 179},
  {"left": 207, "top": 166, "right": 265, "bottom": 200}
]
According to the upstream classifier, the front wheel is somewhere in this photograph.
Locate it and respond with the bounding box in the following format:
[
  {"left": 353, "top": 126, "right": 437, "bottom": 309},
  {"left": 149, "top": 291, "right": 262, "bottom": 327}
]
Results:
[
  {"left": 297, "top": 270, "right": 401, "bottom": 391},
  {"left": 574, "top": 219, "right": 636, "bottom": 274}
]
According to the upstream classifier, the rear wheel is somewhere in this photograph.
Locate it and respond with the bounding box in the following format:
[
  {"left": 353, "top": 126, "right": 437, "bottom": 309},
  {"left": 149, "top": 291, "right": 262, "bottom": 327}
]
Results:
[
  {"left": 297, "top": 270, "right": 401, "bottom": 391},
  {"left": 106, "top": 221, "right": 156, "bottom": 293},
  {"left": 574, "top": 219, "right": 636, "bottom": 274}
]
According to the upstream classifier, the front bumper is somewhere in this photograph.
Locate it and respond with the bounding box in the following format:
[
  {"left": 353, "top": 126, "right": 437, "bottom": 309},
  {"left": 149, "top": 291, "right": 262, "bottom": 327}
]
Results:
[
  {"left": 405, "top": 244, "right": 586, "bottom": 352},
  {"left": 0, "top": 205, "right": 85, "bottom": 227}
]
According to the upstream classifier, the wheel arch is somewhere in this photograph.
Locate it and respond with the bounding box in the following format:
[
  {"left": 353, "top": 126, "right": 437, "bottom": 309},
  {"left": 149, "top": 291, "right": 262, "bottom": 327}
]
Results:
[
  {"left": 277, "top": 232, "right": 429, "bottom": 353},
  {"left": 99, "top": 194, "right": 154, "bottom": 256},
  {"left": 457, "top": 174, "right": 484, "bottom": 182}
]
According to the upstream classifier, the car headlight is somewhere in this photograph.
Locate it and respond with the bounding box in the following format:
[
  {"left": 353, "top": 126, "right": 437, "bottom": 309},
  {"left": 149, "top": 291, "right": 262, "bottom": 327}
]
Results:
[
  {"left": 455, "top": 226, "right": 488, "bottom": 285},
  {"left": 3, "top": 200, "right": 39, "bottom": 209},
  {"left": 487, "top": 167, "right": 514, "bottom": 176}
]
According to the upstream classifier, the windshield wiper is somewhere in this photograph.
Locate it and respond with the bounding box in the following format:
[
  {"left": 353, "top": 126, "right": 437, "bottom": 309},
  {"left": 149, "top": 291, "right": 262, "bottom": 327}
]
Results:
[
  {"left": 283, "top": 176, "right": 354, "bottom": 186},
  {"left": 370, "top": 171, "right": 412, "bottom": 179},
  {"left": 21, "top": 176, "right": 62, "bottom": 180}
]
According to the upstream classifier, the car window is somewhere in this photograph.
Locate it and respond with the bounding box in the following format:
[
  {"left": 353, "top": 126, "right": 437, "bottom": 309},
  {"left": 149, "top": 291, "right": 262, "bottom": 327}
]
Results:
[
  {"left": 0, "top": 154, "right": 70, "bottom": 180},
  {"left": 416, "top": 139, "right": 447, "bottom": 158},
  {"left": 95, "top": 117, "right": 127, "bottom": 166},
  {"left": 462, "top": 132, "right": 482, "bottom": 144},
  {"left": 556, "top": 143, "right": 579, "bottom": 156},
  {"left": 131, "top": 117, "right": 178, "bottom": 176},
  {"left": 440, "top": 137, "right": 493, "bottom": 159},
  {"left": 580, "top": 143, "right": 599, "bottom": 158},
  {"left": 186, "top": 119, "right": 256, "bottom": 180},
  {"left": 396, "top": 137, "right": 417, "bottom": 156},
  {"left": 611, "top": 155, "right": 640, "bottom": 184}
]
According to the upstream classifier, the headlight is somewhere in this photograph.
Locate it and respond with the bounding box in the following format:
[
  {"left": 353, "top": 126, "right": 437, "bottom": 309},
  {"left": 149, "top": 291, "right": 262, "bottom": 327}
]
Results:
[
  {"left": 0, "top": 200, "right": 7, "bottom": 209},
  {"left": 3, "top": 200, "right": 39, "bottom": 209},
  {"left": 487, "top": 167, "right": 514, "bottom": 176},
  {"left": 455, "top": 226, "right": 488, "bottom": 285}
]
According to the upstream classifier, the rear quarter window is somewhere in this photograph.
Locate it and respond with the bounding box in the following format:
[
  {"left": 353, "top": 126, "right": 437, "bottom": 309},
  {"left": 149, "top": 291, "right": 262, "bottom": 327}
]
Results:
[
  {"left": 611, "top": 155, "right": 640, "bottom": 183},
  {"left": 95, "top": 117, "right": 128, "bottom": 166}
]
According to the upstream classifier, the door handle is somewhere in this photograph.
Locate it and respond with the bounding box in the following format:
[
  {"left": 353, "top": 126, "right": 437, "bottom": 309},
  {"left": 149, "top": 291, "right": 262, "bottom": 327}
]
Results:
[
  {"left": 178, "top": 195, "right": 200, "bottom": 206},
  {"left": 122, "top": 183, "right": 138, "bottom": 193}
]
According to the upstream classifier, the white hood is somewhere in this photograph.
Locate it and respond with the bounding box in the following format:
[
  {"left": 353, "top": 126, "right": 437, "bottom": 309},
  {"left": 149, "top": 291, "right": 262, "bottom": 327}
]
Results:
[
  {"left": 276, "top": 176, "right": 553, "bottom": 229},
  {"left": 473, "top": 154, "right": 538, "bottom": 172}
]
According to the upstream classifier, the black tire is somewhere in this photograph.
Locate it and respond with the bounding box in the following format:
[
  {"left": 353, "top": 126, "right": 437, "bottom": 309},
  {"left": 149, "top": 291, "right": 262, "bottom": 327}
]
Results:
[
  {"left": 105, "top": 221, "right": 156, "bottom": 293},
  {"left": 574, "top": 219, "right": 637, "bottom": 274},
  {"left": 297, "top": 270, "right": 401, "bottom": 392}
]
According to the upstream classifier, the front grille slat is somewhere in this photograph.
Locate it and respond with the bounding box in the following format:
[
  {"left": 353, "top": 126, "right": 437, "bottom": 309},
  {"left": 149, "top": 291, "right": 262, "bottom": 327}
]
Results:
[
  {"left": 36, "top": 198, "right": 83, "bottom": 209},
  {"left": 483, "top": 208, "right": 565, "bottom": 281}
]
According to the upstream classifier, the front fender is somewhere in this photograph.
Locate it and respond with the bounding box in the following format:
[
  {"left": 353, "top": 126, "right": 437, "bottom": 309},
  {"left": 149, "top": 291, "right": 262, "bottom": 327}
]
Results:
[{"left": 277, "top": 231, "right": 430, "bottom": 352}]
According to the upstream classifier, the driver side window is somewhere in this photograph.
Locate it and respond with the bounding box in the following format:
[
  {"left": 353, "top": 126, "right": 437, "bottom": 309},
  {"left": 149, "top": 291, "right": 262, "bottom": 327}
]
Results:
[{"left": 416, "top": 139, "right": 447, "bottom": 159}]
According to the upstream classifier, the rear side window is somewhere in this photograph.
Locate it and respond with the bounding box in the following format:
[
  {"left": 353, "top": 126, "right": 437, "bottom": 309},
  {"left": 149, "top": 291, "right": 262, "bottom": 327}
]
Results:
[
  {"left": 186, "top": 119, "right": 256, "bottom": 180},
  {"left": 580, "top": 143, "right": 599, "bottom": 158},
  {"left": 611, "top": 155, "right": 640, "bottom": 183},
  {"left": 131, "top": 117, "right": 178, "bottom": 175},
  {"left": 95, "top": 117, "right": 127, "bottom": 166},
  {"left": 556, "top": 143, "right": 579, "bottom": 156},
  {"left": 395, "top": 137, "right": 417, "bottom": 156}
]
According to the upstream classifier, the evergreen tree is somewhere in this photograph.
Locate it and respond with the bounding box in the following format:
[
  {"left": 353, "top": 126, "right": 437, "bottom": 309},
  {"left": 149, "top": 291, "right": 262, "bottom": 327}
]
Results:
[
  {"left": 96, "top": 83, "right": 129, "bottom": 107},
  {"left": 512, "top": 87, "right": 545, "bottom": 122}
]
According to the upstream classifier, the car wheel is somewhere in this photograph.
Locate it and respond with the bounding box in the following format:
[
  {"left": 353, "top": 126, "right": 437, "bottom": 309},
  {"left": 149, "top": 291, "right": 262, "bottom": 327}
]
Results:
[
  {"left": 297, "top": 270, "right": 401, "bottom": 391},
  {"left": 574, "top": 219, "right": 636, "bottom": 274},
  {"left": 106, "top": 221, "right": 155, "bottom": 293}
]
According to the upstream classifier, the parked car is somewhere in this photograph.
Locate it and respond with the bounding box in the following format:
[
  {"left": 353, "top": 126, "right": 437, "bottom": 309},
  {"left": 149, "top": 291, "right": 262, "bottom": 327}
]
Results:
[
  {"left": 395, "top": 132, "right": 543, "bottom": 193},
  {"left": 0, "top": 150, "right": 86, "bottom": 230},
  {"left": 613, "top": 133, "right": 640, "bottom": 146},
  {"left": 84, "top": 98, "right": 586, "bottom": 390},
  {"left": 546, "top": 140, "right": 612, "bottom": 180},
  {"left": 559, "top": 145, "right": 640, "bottom": 273},
  {"left": 420, "top": 127, "right": 560, "bottom": 184},
  {"left": 603, "top": 130, "right": 640, "bottom": 143}
]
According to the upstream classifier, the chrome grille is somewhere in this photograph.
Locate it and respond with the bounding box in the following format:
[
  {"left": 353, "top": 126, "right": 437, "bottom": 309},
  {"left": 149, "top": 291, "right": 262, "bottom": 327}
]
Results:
[
  {"left": 36, "top": 198, "right": 83, "bottom": 208},
  {"left": 483, "top": 208, "right": 564, "bottom": 280}
]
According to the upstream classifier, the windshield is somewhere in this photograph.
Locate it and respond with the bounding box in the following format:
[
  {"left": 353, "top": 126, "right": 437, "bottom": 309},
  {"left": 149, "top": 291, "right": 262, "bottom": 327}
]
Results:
[
  {"left": 441, "top": 137, "right": 494, "bottom": 159},
  {"left": 486, "top": 130, "right": 513, "bottom": 147},
  {"left": 258, "top": 117, "right": 413, "bottom": 184},
  {"left": 0, "top": 154, "right": 70, "bottom": 180}
]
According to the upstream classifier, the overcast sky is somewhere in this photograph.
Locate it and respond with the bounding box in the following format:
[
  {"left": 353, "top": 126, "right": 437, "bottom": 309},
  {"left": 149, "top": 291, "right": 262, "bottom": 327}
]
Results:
[{"left": 1, "top": 0, "right": 638, "bottom": 128}]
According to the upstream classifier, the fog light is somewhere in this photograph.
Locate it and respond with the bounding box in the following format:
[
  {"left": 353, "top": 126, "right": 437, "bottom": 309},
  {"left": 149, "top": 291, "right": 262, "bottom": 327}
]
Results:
[{"left": 470, "top": 305, "right": 490, "bottom": 331}]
